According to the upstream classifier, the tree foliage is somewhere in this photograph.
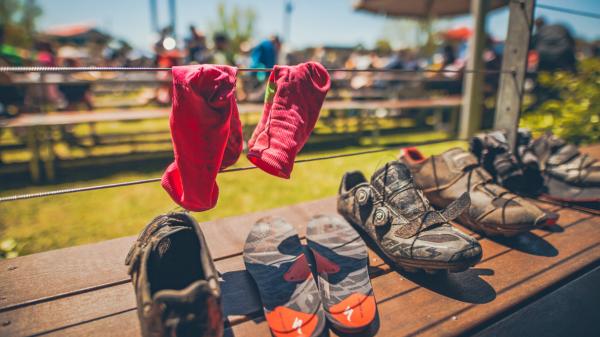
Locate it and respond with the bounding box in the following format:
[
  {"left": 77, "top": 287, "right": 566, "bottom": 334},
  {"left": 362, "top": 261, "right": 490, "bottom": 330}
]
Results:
[
  {"left": 0, "top": 0, "right": 42, "bottom": 47},
  {"left": 210, "top": 1, "right": 256, "bottom": 53},
  {"left": 521, "top": 58, "right": 600, "bottom": 144}
]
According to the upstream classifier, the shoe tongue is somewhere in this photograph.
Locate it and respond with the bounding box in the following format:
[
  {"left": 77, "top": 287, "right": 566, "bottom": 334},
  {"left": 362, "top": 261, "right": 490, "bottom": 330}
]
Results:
[{"left": 371, "top": 161, "right": 428, "bottom": 220}]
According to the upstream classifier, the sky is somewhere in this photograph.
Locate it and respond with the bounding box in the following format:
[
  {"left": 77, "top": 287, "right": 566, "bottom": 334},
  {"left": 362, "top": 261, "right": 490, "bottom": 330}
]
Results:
[{"left": 36, "top": 0, "right": 600, "bottom": 51}]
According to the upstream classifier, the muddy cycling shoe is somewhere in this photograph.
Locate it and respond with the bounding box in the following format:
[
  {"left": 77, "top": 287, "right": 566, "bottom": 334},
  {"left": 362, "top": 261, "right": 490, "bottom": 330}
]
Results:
[
  {"left": 399, "top": 147, "right": 552, "bottom": 237},
  {"left": 527, "top": 131, "right": 600, "bottom": 202},
  {"left": 338, "top": 161, "right": 482, "bottom": 273},
  {"left": 244, "top": 216, "right": 325, "bottom": 337},
  {"left": 125, "top": 212, "right": 223, "bottom": 337},
  {"left": 470, "top": 130, "right": 544, "bottom": 195},
  {"left": 306, "top": 214, "right": 376, "bottom": 333}
]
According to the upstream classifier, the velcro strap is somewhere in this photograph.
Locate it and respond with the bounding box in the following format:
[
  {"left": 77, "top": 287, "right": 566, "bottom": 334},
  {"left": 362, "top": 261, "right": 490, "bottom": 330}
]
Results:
[
  {"left": 438, "top": 192, "right": 471, "bottom": 222},
  {"left": 548, "top": 144, "right": 579, "bottom": 166},
  {"left": 393, "top": 193, "right": 469, "bottom": 239}
]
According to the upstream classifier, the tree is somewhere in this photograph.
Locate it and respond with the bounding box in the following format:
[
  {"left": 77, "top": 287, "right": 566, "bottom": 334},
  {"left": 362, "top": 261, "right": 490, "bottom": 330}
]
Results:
[
  {"left": 209, "top": 1, "right": 256, "bottom": 54},
  {"left": 521, "top": 58, "right": 600, "bottom": 144},
  {"left": 374, "top": 38, "right": 392, "bottom": 54},
  {"left": 0, "top": 0, "right": 42, "bottom": 47}
]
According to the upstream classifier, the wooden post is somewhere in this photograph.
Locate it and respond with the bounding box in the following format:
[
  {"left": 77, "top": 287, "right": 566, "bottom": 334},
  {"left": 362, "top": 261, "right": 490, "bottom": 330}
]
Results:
[
  {"left": 27, "top": 127, "right": 41, "bottom": 183},
  {"left": 43, "top": 126, "right": 56, "bottom": 182},
  {"left": 495, "top": 0, "right": 536, "bottom": 149},
  {"left": 459, "top": 0, "right": 488, "bottom": 140}
]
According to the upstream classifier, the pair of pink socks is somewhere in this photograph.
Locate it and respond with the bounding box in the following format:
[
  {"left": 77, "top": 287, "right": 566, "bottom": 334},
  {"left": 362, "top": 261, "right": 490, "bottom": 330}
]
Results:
[{"left": 162, "top": 62, "right": 330, "bottom": 211}]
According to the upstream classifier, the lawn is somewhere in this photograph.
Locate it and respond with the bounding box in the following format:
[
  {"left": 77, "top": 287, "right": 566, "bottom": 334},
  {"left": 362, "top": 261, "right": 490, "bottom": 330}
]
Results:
[{"left": 0, "top": 140, "right": 465, "bottom": 256}]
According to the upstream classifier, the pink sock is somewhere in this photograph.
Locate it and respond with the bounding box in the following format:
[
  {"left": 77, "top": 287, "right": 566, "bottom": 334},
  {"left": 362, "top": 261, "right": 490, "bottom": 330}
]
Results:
[
  {"left": 247, "top": 62, "right": 330, "bottom": 178},
  {"left": 162, "top": 65, "right": 242, "bottom": 211}
]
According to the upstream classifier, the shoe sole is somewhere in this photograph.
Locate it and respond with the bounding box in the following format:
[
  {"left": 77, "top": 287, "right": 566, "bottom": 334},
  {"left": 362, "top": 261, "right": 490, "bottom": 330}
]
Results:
[
  {"left": 343, "top": 216, "right": 480, "bottom": 274},
  {"left": 243, "top": 216, "right": 325, "bottom": 337},
  {"left": 306, "top": 215, "right": 377, "bottom": 333},
  {"left": 458, "top": 213, "right": 557, "bottom": 238}
]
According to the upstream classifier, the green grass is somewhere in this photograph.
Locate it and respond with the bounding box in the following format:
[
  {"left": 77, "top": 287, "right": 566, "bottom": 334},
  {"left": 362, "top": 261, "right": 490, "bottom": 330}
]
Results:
[{"left": 0, "top": 140, "right": 465, "bottom": 256}]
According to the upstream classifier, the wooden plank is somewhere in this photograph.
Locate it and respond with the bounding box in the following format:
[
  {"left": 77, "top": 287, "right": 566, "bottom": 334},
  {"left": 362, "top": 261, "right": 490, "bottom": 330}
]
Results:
[
  {"left": 0, "top": 197, "right": 335, "bottom": 311},
  {"left": 0, "top": 283, "right": 135, "bottom": 337},
  {"left": 1, "top": 203, "right": 594, "bottom": 337},
  {"left": 40, "top": 310, "right": 140, "bottom": 337},
  {"left": 0, "top": 239, "right": 390, "bottom": 336},
  {"left": 1, "top": 109, "right": 169, "bottom": 128},
  {"left": 0, "top": 236, "right": 135, "bottom": 311},
  {"left": 0, "top": 97, "right": 462, "bottom": 128},
  {"left": 474, "top": 265, "right": 600, "bottom": 337},
  {"left": 229, "top": 207, "right": 600, "bottom": 337},
  {"left": 494, "top": 0, "right": 536, "bottom": 149},
  {"left": 0, "top": 143, "right": 596, "bottom": 335}
]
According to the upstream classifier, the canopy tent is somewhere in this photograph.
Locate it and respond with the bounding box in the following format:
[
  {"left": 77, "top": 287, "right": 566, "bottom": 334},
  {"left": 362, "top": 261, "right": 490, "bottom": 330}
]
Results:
[
  {"left": 441, "top": 26, "right": 472, "bottom": 41},
  {"left": 354, "top": 0, "right": 508, "bottom": 18},
  {"left": 42, "top": 23, "right": 111, "bottom": 46}
]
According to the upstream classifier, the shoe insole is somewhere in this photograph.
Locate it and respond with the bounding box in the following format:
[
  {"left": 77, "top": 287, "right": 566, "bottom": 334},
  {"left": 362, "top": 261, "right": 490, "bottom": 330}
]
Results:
[
  {"left": 306, "top": 214, "right": 376, "bottom": 332},
  {"left": 244, "top": 216, "right": 325, "bottom": 337}
]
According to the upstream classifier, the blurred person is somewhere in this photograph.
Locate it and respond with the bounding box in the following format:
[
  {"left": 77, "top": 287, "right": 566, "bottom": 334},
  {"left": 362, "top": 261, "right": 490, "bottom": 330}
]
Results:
[
  {"left": 243, "top": 35, "right": 281, "bottom": 100},
  {"left": 211, "top": 32, "right": 234, "bottom": 65},
  {"left": 153, "top": 26, "right": 182, "bottom": 105},
  {"left": 532, "top": 17, "right": 576, "bottom": 72},
  {"left": 34, "top": 41, "right": 56, "bottom": 67},
  {"left": 385, "top": 49, "right": 407, "bottom": 70},
  {"left": 0, "top": 25, "right": 26, "bottom": 117},
  {"left": 442, "top": 44, "right": 456, "bottom": 68},
  {"left": 186, "top": 25, "right": 209, "bottom": 64},
  {"left": 250, "top": 35, "right": 281, "bottom": 82},
  {"left": 25, "top": 41, "right": 63, "bottom": 109},
  {"left": 0, "top": 25, "right": 24, "bottom": 67},
  {"left": 58, "top": 58, "right": 94, "bottom": 111}
]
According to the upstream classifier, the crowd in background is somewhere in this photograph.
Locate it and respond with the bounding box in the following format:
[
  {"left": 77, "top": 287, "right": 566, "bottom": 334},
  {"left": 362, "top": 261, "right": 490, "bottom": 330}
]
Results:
[{"left": 0, "top": 17, "right": 596, "bottom": 117}]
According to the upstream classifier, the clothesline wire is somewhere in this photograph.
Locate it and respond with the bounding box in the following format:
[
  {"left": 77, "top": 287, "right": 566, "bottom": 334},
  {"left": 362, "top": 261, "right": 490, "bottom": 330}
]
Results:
[
  {"left": 0, "top": 66, "right": 515, "bottom": 75},
  {"left": 536, "top": 3, "right": 600, "bottom": 20},
  {"left": 0, "top": 138, "right": 455, "bottom": 203}
]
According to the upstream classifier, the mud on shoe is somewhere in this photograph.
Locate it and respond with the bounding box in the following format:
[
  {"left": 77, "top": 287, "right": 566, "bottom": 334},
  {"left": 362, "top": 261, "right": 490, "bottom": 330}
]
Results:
[
  {"left": 399, "top": 147, "right": 552, "bottom": 237},
  {"left": 527, "top": 131, "right": 600, "bottom": 203},
  {"left": 337, "top": 161, "right": 482, "bottom": 273},
  {"left": 470, "top": 130, "right": 544, "bottom": 195},
  {"left": 243, "top": 216, "right": 325, "bottom": 337},
  {"left": 125, "top": 212, "right": 223, "bottom": 337}
]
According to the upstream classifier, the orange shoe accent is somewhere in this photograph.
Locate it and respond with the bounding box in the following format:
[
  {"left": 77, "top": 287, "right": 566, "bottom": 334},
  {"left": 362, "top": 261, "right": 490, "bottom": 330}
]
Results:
[
  {"left": 311, "top": 250, "right": 340, "bottom": 274},
  {"left": 400, "top": 147, "right": 427, "bottom": 164},
  {"left": 265, "top": 306, "right": 320, "bottom": 337},
  {"left": 283, "top": 253, "right": 311, "bottom": 282},
  {"left": 328, "top": 293, "right": 376, "bottom": 330}
]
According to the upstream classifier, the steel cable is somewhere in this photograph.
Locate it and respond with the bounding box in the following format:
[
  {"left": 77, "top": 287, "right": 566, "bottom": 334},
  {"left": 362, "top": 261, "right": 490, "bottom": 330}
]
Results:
[
  {"left": 0, "top": 66, "right": 514, "bottom": 75},
  {"left": 0, "top": 140, "right": 457, "bottom": 203}
]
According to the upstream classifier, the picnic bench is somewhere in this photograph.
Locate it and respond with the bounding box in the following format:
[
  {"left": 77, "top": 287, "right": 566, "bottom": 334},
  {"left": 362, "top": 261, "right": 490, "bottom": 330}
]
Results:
[
  {"left": 1, "top": 143, "right": 598, "bottom": 337},
  {"left": 0, "top": 96, "right": 462, "bottom": 182}
]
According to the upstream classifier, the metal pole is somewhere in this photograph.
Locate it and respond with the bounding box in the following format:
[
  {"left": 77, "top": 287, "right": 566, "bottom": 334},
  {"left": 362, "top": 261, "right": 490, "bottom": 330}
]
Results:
[
  {"left": 149, "top": 0, "right": 159, "bottom": 33},
  {"left": 495, "top": 0, "right": 536, "bottom": 149},
  {"left": 283, "top": 0, "right": 293, "bottom": 42},
  {"left": 459, "top": 0, "right": 488, "bottom": 140},
  {"left": 169, "top": 0, "right": 177, "bottom": 38}
]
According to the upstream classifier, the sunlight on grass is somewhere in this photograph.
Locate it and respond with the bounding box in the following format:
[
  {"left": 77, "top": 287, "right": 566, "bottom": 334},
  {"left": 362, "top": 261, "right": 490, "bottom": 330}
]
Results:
[{"left": 0, "top": 141, "right": 464, "bottom": 256}]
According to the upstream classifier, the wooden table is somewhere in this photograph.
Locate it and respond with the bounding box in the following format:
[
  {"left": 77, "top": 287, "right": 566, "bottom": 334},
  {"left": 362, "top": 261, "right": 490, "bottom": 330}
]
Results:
[
  {"left": 0, "top": 144, "right": 598, "bottom": 337},
  {"left": 0, "top": 97, "right": 462, "bottom": 182}
]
